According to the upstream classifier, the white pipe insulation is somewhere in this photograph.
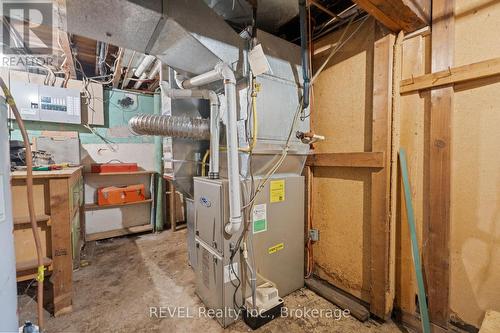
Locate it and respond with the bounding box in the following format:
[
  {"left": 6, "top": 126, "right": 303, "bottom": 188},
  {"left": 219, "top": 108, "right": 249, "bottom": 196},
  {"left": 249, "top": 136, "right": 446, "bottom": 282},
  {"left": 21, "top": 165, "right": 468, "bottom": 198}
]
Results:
[
  {"left": 181, "top": 62, "right": 242, "bottom": 235},
  {"left": 134, "top": 59, "right": 162, "bottom": 90},
  {"left": 159, "top": 82, "right": 220, "bottom": 178},
  {"left": 135, "top": 54, "right": 156, "bottom": 77}
]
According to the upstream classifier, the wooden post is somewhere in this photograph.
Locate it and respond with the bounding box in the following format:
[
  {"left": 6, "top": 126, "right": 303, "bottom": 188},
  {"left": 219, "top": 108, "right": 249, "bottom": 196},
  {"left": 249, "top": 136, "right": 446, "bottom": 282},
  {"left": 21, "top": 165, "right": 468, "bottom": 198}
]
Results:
[
  {"left": 49, "top": 178, "right": 73, "bottom": 316},
  {"left": 425, "top": 0, "right": 454, "bottom": 327},
  {"left": 370, "top": 34, "right": 395, "bottom": 319},
  {"left": 168, "top": 180, "right": 177, "bottom": 231}
]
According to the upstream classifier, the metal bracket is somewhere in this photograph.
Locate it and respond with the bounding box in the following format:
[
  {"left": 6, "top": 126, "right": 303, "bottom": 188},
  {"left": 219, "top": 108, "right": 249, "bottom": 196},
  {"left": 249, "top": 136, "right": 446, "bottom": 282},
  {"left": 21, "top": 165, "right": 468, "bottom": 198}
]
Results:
[{"left": 309, "top": 229, "right": 319, "bottom": 242}]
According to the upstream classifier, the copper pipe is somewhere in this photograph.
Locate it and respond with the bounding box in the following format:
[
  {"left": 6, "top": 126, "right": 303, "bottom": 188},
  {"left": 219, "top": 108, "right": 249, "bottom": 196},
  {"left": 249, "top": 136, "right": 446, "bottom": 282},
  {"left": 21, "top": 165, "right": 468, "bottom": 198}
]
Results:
[{"left": 0, "top": 77, "right": 45, "bottom": 330}]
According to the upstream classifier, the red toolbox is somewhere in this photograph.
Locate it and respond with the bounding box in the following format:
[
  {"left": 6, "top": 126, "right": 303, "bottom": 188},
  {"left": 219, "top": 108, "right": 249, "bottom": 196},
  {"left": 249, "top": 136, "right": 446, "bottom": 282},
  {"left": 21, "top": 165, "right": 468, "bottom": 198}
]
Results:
[
  {"left": 91, "top": 162, "right": 138, "bottom": 173},
  {"left": 97, "top": 184, "right": 146, "bottom": 206}
]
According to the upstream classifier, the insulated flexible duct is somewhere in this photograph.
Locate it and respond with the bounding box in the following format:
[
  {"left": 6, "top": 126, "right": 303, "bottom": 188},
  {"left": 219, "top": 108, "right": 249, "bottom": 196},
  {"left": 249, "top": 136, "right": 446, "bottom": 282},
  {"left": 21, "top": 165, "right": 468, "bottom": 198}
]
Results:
[{"left": 129, "top": 114, "right": 210, "bottom": 140}]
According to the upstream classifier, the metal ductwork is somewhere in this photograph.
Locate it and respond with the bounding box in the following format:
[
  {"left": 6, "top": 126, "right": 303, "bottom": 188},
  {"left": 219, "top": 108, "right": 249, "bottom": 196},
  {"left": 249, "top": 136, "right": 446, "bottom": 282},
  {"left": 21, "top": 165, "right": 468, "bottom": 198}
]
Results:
[
  {"left": 64, "top": 0, "right": 244, "bottom": 75},
  {"left": 129, "top": 114, "right": 210, "bottom": 140}
]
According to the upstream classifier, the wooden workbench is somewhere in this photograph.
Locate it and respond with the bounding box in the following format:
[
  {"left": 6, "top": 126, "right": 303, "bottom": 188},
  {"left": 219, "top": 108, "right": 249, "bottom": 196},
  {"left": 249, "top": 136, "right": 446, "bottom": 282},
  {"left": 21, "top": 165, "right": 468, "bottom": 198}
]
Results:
[{"left": 11, "top": 166, "right": 83, "bottom": 316}]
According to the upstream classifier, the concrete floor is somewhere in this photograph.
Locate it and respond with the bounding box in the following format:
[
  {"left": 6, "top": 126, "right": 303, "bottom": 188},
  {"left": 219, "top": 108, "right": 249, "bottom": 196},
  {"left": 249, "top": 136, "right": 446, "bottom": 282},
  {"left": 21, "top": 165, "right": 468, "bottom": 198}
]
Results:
[{"left": 18, "top": 230, "right": 405, "bottom": 332}]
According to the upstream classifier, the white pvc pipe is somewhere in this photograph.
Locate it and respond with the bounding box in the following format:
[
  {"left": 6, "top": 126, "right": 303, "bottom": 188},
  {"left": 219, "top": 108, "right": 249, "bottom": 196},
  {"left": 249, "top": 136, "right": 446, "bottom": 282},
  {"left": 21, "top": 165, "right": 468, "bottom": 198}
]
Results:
[
  {"left": 147, "top": 60, "right": 162, "bottom": 80},
  {"left": 181, "top": 63, "right": 242, "bottom": 234},
  {"left": 160, "top": 83, "right": 220, "bottom": 178},
  {"left": 0, "top": 99, "right": 18, "bottom": 331},
  {"left": 135, "top": 54, "right": 156, "bottom": 77},
  {"left": 133, "top": 72, "right": 148, "bottom": 89},
  {"left": 181, "top": 69, "right": 221, "bottom": 89}
]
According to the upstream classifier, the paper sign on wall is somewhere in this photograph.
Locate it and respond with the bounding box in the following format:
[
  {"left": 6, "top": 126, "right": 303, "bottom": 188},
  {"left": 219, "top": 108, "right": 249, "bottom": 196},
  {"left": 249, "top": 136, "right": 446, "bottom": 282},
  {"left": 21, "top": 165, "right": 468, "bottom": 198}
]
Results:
[
  {"left": 270, "top": 179, "right": 285, "bottom": 203},
  {"left": 252, "top": 203, "right": 267, "bottom": 234}
]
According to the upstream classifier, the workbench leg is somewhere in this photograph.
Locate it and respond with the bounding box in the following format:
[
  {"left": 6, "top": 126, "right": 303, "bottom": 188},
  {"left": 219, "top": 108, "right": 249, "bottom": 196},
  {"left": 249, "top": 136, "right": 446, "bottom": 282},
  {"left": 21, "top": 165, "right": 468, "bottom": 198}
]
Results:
[{"left": 49, "top": 178, "right": 73, "bottom": 316}]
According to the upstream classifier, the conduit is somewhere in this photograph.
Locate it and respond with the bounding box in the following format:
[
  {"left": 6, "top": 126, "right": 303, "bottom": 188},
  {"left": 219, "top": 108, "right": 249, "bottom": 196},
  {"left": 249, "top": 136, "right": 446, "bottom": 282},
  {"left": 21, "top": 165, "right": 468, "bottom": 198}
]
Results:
[
  {"left": 181, "top": 62, "right": 242, "bottom": 234},
  {"left": 299, "top": 0, "right": 311, "bottom": 110}
]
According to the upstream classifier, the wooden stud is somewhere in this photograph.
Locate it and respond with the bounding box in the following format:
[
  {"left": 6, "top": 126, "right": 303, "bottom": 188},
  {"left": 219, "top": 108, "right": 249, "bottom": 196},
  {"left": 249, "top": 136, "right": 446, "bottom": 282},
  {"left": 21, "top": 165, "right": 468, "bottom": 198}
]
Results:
[
  {"left": 305, "top": 152, "right": 385, "bottom": 168},
  {"left": 112, "top": 48, "right": 124, "bottom": 88},
  {"left": 370, "top": 34, "right": 395, "bottom": 319},
  {"left": 168, "top": 180, "right": 177, "bottom": 231},
  {"left": 58, "top": 31, "right": 77, "bottom": 79},
  {"left": 425, "top": 0, "right": 454, "bottom": 327},
  {"left": 352, "top": 0, "right": 430, "bottom": 33},
  {"left": 49, "top": 178, "right": 73, "bottom": 316},
  {"left": 401, "top": 56, "right": 500, "bottom": 93}
]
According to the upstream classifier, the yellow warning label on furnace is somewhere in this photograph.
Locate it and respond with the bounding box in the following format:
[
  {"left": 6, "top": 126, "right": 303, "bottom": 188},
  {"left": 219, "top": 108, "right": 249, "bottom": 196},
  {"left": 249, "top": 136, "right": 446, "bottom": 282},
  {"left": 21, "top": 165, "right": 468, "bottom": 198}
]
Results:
[
  {"left": 270, "top": 179, "right": 285, "bottom": 203},
  {"left": 268, "top": 243, "right": 284, "bottom": 254}
]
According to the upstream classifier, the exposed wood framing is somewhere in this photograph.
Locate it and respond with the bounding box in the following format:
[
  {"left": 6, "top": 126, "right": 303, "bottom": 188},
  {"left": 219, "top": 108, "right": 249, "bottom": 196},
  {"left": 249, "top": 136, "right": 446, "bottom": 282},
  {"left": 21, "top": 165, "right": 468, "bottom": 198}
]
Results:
[
  {"left": 401, "top": 56, "right": 500, "bottom": 93},
  {"left": 112, "top": 48, "right": 124, "bottom": 88},
  {"left": 49, "top": 177, "right": 74, "bottom": 316},
  {"left": 305, "top": 152, "right": 385, "bottom": 168},
  {"left": 309, "top": 0, "right": 340, "bottom": 19},
  {"left": 58, "top": 31, "right": 76, "bottom": 79},
  {"left": 370, "top": 34, "right": 395, "bottom": 319},
  {"left": 352, "top": 0, "right": 430, "bottom": 32},
  {"left": 425, "top": 0, "right": 454, "bottom": 327}
]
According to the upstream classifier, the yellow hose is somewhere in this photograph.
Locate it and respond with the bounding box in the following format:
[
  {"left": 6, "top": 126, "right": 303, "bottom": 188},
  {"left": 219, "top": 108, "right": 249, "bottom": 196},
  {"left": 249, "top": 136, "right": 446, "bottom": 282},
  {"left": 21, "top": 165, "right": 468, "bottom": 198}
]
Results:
[
  {"left": 204, "top": 83, "right": 259, "bottom": 175},
  {"left": 240, "top": 82, "right": 259, "bottom": 153}
]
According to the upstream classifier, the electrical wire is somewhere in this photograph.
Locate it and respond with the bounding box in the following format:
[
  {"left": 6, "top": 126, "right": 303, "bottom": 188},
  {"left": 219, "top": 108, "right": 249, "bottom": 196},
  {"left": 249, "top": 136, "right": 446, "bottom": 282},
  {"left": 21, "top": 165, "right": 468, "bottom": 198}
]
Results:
[{"left": 311, "top": 14, "right": 369, "bottom": 85}]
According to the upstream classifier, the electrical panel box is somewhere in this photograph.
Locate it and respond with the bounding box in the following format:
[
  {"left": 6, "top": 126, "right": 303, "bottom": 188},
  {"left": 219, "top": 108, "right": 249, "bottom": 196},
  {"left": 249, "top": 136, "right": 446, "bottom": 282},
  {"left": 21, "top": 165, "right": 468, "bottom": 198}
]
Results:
[{"left": 10, "top": 81, "right": 81, "bottom": 124}]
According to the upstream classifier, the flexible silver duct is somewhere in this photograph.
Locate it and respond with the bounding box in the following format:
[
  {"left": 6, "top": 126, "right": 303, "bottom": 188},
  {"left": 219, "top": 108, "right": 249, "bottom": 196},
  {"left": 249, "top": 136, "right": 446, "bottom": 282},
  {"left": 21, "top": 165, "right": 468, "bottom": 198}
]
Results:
[{"left": 129, "top": 114, "right": 210, "bottom": 140}]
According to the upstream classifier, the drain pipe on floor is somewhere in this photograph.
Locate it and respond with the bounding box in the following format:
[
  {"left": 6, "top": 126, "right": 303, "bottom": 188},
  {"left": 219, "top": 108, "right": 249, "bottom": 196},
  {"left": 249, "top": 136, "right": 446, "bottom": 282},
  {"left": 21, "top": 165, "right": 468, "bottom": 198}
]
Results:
[{"left": 181, "top": 62, "right": 242, "bottom": 234}]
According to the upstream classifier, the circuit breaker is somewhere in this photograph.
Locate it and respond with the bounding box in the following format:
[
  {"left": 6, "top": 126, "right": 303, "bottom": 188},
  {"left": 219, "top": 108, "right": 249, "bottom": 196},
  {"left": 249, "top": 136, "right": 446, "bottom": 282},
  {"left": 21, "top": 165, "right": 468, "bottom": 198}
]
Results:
[{"left": 10, "top": 80, "right": 81, "bottom": 124}]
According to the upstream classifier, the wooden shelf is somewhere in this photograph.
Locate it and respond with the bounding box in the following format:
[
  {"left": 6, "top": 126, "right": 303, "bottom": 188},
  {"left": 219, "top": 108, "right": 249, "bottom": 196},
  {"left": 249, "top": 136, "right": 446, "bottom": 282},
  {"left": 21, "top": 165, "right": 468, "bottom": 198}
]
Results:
[
  {"left": 84, "top": 171, "right": 154, "bottom": 176},
  {"left": 14, "top": 214, "right": 51, "bottom": 226},
  {"left": 86, "top": 224, "right": 153, "bottom": 241},
  {"left": 16, "top": 257, "right": 52, "bottom": 272},
  {"left": 84, "top": 199, "right": 153, "bottom": 211}
]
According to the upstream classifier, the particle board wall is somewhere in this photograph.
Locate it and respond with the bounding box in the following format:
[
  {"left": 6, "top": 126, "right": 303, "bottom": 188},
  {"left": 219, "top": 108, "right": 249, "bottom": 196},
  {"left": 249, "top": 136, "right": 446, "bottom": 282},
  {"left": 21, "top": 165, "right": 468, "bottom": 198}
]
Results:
[
  {"left": 450, "top": 0, "right": 500, "bottom": 327},
  {"left": 395, "top": 0, "right": 500, "bottom": 328},
  {"left": 311, "top": 18, "right": 377, "bottom": 302}
]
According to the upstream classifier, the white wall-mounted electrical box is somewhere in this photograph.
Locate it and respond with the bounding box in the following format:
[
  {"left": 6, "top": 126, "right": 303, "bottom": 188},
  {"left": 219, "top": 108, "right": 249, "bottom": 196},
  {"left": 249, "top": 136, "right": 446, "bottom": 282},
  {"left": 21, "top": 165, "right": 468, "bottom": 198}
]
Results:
[{"left": 10, "top": 81, "right": 82, "bottom": 124}]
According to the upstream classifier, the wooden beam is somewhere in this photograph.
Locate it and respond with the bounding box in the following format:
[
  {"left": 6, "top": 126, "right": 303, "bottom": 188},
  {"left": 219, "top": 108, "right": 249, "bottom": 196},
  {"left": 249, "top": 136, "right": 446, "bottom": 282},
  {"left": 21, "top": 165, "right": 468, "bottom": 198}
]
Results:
[
  {"left": 370, "top": 34, "right": 395, "bottom": 320},
  {"left": 309, "top": 0, "right": 340, "bottom": 19},
  {"left": 352, "top": 0, "right": 430, "bottom": 33},
  {"left": 112, "top": 48, "right": 124, "bottom": 88},
  {"left": 425, "top": 0, "right": 454, "bottom": 327},
  {"left": 58, "top": 30, "right": 76, "bottom": 79},
  {"left": 401, "top": 56, "right": 500, "bottom": 93},
  {"left": 305, "top": 152, "right": 385, "bottom": 168},
  {"left": 49, "top": 178, "right": 73, "bottom": 317},
  {"left": 306, "top": 277, "right": 370, "bottom": 322}
]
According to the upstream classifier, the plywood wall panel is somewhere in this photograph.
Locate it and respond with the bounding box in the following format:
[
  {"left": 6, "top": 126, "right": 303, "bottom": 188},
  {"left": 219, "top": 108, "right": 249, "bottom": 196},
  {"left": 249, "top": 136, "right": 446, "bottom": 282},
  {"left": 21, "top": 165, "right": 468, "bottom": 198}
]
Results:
[
  {"left": 449, "top": 0, "right": 500, "bottom": 327},
  {"left": 312, "top": 19, "right": 375, "bottom": 153},
  {"left": 311, "top": 18, "right": 376, "bottom": 302}
]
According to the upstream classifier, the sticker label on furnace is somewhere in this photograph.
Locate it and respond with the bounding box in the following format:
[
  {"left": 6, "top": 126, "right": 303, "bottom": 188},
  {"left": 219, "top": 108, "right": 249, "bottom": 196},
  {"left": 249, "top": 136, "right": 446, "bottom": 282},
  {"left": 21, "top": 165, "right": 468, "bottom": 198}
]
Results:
[
  {"left": 252, "top": 203, "right": 267, "bottom": 234},
  {"left": 270, "top": 179, "right": 285, "bottom": 203}
]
